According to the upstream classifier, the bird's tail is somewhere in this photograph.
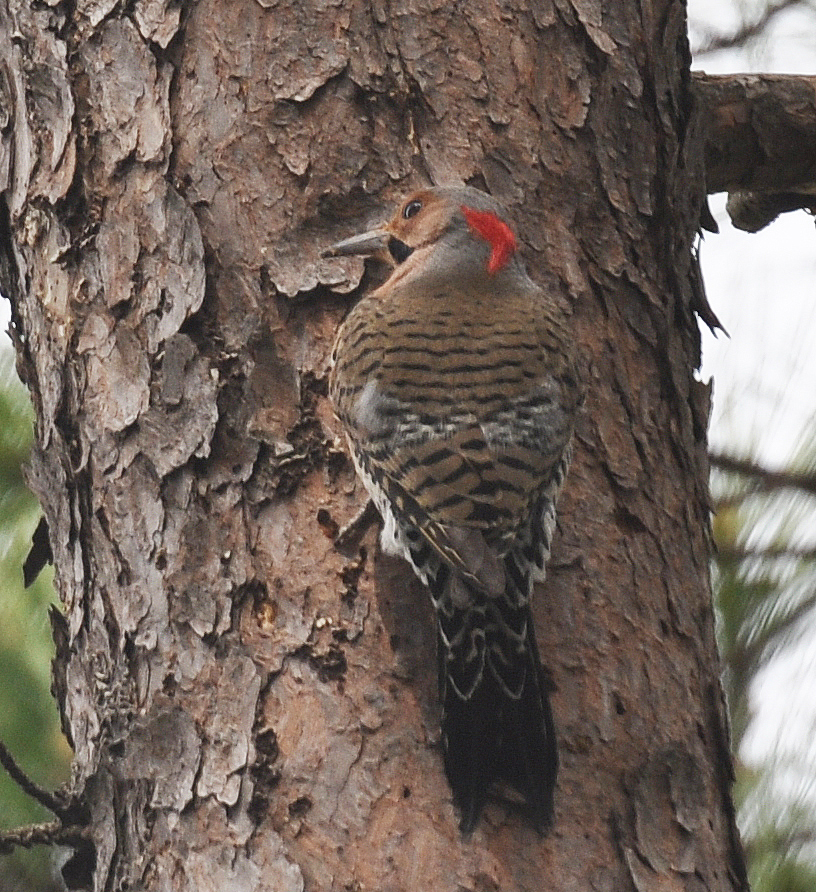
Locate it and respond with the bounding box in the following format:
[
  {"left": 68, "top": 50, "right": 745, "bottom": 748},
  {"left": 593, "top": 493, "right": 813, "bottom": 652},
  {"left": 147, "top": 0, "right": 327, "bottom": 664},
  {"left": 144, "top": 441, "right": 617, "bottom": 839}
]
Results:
[{"left": 435, "top": 555, "right": 558, "bottom": 833}]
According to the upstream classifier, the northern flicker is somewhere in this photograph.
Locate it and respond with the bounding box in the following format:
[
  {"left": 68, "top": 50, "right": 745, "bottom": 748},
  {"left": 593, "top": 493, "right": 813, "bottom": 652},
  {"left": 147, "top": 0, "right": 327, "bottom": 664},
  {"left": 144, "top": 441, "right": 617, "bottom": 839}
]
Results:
[{"left": 324, "top": 186, "right": 583, "bottom": 832}]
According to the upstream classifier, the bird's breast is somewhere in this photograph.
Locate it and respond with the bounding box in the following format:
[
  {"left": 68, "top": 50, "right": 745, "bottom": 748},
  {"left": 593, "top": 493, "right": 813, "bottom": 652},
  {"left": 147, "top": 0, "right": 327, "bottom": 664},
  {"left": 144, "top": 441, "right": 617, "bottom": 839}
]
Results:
[{"left": 331, "top": 285, "right": 562, "bottom": 422}]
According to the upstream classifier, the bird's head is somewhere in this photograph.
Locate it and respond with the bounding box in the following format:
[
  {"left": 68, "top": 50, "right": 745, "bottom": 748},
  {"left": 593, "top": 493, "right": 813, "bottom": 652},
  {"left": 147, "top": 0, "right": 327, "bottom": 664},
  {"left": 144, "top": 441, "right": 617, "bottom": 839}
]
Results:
[{"left": 322, "top": 186, "right": 521, "bottom": 285}]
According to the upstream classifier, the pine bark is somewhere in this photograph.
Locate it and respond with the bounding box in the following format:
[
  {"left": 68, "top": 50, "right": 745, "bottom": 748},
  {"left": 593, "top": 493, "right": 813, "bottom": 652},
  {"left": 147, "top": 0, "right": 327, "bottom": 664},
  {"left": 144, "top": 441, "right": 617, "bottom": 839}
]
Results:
[{"left": 0, "top": 0, "right": 757, "bottom": 889}]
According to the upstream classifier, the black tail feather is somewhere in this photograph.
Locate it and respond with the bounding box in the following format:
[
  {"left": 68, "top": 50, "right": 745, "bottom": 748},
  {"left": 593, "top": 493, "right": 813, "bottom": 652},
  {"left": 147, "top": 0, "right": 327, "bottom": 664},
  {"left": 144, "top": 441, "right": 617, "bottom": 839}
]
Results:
[{"left": 440, "top": 614, "right": 557, "bottom": 833}]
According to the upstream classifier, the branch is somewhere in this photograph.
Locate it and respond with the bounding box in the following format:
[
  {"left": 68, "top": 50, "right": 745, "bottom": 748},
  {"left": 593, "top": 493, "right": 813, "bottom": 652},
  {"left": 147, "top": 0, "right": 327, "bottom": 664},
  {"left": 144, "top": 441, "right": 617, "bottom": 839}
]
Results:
[
  {"left": 693, "top": 72, "right": 816, "bottom": 227},
  {"left": 710, "top": 452, "right": 816, "bottom": 498},
  {"left": 0, "top": 739, "right": 68, "bottom": 817},
  {"left": 0, "top": 740, "right": 91, "bottom": 864},
  {"left": 740, "top": 587, "right": 816, "bottom": 674},
  {"left": 715, "top": 543, "right": 816, "bottom": 561},
  {"left": 693, "top": 0, "right": 812, "bottom": 55},
  {"left": 0, "top": 821, "right": 90, "bottom": 856}
]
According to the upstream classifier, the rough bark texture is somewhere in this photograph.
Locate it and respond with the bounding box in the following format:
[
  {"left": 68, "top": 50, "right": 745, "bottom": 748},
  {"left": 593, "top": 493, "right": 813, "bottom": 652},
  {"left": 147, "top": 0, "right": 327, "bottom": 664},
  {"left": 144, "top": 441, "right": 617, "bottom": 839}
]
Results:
[
  {"left": 695, "top": 72, "right": 816, "bottom": 195},
  {"left": 694, "top": 72, "right": 816, "bottom": 230},
  {"left": 0, "top": 0, "right": 753, "bottom": 890}
]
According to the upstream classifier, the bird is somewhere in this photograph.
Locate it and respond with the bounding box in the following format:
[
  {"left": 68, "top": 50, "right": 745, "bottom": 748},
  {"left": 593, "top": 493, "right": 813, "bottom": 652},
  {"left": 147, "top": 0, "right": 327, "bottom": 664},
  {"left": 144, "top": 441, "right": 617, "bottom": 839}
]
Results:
[{"left": 323, "top": 186, "right": 583, "bottom": 832}]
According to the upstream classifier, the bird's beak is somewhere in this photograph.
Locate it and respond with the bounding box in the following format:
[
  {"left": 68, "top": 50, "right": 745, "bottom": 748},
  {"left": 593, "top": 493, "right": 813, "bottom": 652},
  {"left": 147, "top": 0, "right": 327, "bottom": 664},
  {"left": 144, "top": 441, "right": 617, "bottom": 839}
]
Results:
[{"left": 321, "top": 228, "right": 390, "bottom": 259}]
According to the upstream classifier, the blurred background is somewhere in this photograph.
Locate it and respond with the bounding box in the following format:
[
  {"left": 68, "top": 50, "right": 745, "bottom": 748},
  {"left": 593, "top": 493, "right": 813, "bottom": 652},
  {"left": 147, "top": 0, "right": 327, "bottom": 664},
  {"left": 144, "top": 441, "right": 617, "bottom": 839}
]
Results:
[
  {"left": 2, "top": 2, "right": 816, "bottom": 887},
  {"left": 0, "top": 344, "right": 68, "bottom": 891},
  {"left": 692, "top": 1, "right": 816, "bottom": 889}
]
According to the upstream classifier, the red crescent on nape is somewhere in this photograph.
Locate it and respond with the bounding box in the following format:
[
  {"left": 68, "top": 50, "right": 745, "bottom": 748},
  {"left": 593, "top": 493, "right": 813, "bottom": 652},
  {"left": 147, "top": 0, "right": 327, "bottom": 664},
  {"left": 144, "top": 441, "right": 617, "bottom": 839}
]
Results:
[{"left": 461, "top": 205, "right": 518, "bottom": 274}]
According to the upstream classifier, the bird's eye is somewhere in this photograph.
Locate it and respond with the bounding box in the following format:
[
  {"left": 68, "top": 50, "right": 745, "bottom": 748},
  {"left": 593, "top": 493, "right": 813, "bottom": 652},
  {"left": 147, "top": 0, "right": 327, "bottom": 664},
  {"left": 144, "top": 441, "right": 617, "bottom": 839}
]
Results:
[{"left": 402, "top": 200, "right": 422, "bottom": 219}]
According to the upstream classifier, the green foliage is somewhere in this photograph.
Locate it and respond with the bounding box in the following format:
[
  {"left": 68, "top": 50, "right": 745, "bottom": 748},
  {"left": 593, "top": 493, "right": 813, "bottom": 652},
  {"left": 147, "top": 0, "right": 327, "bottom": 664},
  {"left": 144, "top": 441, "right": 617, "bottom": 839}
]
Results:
[
  {"left": 0, "top": 348, "right": 70, "bottom": 892},
  {"left": 712, "top": 459, "right": 816, "bottom": 892},
  {"left": 749, "top": 848, "right": 816, "bottom": 892}
]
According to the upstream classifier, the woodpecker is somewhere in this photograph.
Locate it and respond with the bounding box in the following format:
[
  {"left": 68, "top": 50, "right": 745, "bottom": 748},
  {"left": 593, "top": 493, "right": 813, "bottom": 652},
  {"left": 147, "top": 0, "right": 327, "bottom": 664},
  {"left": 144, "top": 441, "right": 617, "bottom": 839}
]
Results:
[{"left": 324, "top": 186, "right": 583, "bottom": 832}]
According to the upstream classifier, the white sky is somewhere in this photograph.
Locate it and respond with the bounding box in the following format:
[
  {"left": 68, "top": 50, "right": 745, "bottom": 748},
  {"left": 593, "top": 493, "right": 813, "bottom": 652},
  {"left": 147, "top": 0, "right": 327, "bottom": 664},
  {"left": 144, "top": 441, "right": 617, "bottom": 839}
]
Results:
[
  {"left": 700, "top": 202, "right": 816, "bottom": 465},
  {"left": 689, "top": 0, "right": 816, "bottom": 811}
]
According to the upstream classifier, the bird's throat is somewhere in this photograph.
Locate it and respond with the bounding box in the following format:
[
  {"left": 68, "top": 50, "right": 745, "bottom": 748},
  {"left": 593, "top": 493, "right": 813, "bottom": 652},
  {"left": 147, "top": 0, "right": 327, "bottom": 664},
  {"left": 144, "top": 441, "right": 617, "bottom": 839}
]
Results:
[{"left": 388, "top": 237, "right": 414, "bottom": 264}]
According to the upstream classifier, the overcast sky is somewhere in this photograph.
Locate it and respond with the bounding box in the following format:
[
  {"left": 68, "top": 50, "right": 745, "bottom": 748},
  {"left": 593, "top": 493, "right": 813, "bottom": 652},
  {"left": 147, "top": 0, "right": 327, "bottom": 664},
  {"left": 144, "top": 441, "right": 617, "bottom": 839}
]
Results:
[{"left": 689, "top": 0, "right": 816, "bottom": 809}]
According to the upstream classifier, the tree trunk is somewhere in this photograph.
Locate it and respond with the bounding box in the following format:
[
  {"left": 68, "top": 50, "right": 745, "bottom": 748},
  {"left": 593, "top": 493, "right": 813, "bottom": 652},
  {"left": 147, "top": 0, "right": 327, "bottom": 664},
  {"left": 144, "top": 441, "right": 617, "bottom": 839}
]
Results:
[{"left": 0, "top": 0, "right": 751, "bottom": 889}]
